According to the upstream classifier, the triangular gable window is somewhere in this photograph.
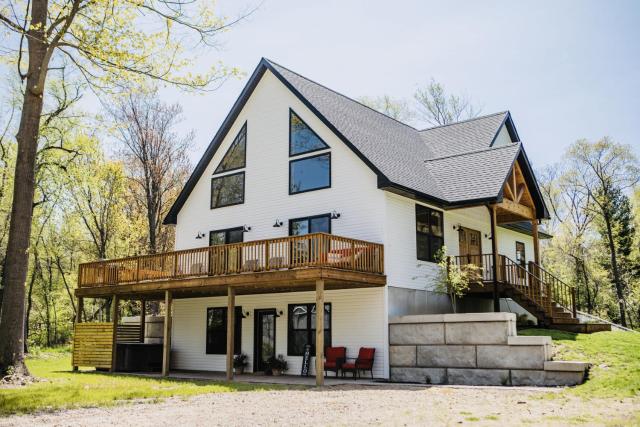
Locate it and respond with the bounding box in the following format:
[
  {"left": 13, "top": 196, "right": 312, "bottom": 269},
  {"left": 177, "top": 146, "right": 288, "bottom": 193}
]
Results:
[
  {"left": 214, "top": 123, "right": 247, "bottom": 174},
  {"left": 289, "top": 110, "right": 329, "bottom": 156}
]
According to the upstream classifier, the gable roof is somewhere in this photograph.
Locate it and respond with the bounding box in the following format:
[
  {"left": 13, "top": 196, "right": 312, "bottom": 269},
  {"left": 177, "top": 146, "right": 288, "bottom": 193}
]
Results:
[{"left": 164, "top": 58, "right": 548, "bottom": 224}]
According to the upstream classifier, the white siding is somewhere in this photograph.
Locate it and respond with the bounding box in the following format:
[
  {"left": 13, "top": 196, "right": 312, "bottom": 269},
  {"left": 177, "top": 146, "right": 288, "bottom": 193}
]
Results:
[
  {"left": 384, "top": 192, "right": 534, "bottom": 291},
  {"left": 174, "top": 70, "right": 385, "bottom": 250},
  {"left": 171, "top": 287, "right": 388, "bottom": 378}
]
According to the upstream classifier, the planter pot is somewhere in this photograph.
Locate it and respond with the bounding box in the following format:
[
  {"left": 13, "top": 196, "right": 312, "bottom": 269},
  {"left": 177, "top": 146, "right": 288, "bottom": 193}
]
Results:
[
  {"left": 272, "top": 369, "right": 281, "bottom": 376},
  {"left": 234, "top": 366, "right": 245, "bottom": 375}
]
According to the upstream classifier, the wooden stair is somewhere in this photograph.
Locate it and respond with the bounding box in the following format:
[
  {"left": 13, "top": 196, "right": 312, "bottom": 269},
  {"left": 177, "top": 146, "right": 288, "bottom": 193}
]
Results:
[{"left": 452, "top": 254, "right": 611, "bottom": 333}]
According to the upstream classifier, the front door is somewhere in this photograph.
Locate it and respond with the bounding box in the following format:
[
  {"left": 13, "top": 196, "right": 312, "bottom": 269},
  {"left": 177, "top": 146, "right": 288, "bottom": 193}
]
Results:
[
  {"left": 458, "top": 227, "right": 482, "bottom": 263},
  {"left": 254, "top": 309, "right": 276, "bottom": 372}
]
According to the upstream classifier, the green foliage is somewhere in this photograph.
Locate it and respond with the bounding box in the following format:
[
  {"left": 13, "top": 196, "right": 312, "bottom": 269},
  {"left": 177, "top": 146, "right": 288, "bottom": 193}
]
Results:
[
  {"left": 433, "top": 247, "right": 482, "bottom": 313},
  {"left": 520, "top": 329, "right": 640, "bottom": 398},
  {"left": 0, "top": 349, "right": 287, "bottom": 415}
]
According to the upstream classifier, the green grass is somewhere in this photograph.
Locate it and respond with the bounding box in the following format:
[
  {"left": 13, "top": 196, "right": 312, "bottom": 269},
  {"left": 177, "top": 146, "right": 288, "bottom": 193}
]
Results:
[
  {"left": 519, "top": 328, "right": 640, "bottom": 398},
  {"left": 0, "top": 348, "right": 288, "bottom": 415}
]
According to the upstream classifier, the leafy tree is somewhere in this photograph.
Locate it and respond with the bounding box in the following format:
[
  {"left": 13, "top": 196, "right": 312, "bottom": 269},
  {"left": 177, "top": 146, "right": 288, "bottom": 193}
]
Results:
[
  {"left": 0, "top": 0, "right": 246, "bottom": 375},
  {"left": 414, "top": 79, "right": 481, "bottom": 126},
  {"left": 358, "top": 95, "right": 414, "bottom": 123},
  {"left": 565, "top": 138, "right": 640, "bottom": 327}
]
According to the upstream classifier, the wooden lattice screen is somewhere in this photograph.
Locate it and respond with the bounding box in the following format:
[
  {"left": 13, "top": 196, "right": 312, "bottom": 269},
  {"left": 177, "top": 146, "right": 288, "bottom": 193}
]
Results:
[{"left": 72, "top": 322, "right": 114, "bottom": 369}]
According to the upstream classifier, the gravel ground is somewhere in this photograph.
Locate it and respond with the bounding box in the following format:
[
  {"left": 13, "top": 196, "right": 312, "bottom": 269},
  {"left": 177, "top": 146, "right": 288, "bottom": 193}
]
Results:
[{"left": 1, "top": 384, "right": 638, "bottom": 426}]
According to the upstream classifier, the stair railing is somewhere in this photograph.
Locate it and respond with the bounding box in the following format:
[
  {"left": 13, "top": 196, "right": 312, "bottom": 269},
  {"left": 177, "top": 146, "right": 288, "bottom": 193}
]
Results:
[
  {"left": 528, "top": 261, "right": 577, "bottom": 317},
  {"left": 498, "top": 255, "right": 551, "bottom": 316}
]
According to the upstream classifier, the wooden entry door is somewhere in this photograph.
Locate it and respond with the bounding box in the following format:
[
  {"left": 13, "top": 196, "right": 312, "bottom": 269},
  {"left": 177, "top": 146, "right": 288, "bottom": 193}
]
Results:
[{"left": 458, "top": 227, "right": 482, "bottom": 264}]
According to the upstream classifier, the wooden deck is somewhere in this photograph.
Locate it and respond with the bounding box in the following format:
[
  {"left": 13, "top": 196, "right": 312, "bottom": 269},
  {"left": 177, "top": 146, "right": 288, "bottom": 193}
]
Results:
[{"left": 75, "top": 233, "right": 386, "bottom": 299}]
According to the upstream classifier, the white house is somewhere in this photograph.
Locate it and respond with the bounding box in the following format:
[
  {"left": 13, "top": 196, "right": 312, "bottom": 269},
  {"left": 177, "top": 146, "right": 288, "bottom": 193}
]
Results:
[{"left": 73, "top": 59, "right": 579, "bottom": 385}]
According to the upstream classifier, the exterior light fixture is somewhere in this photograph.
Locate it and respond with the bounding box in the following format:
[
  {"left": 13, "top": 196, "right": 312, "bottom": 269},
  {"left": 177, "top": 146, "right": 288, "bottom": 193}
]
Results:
[
  {"left": 330, "top": 211, "right": 341, "bottom": 219},
  {"left": 195, "top": 232, "right": 206, "bottom": 239},
  {"left": 243, "top": 225, "right": 252, "bottom": 232},
  {"left": 242, "top": 311, "right": 251, "bottom": 319},
  {"left": 275, "top": 310, "right": 284, "bottom": 317},
  {"left": 273, "top": 219, "right": 283, "bottom": 228}
]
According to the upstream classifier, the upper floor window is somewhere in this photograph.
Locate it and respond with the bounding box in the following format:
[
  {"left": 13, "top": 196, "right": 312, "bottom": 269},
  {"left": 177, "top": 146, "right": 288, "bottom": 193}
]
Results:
[
  {"left": 215, "top": 123, "right": 246, "bottom": 173},
  {"left": 416, "top": 204, "right": 443, "bottom": 262},
  {"left": 211, "top": 172, "right": 245, "bottom": 208},
  {"left": 289, "top": 109, "right": 329, "bottom": 156},
  {"left": 211, "top": 124, "right": 247, "bottom": 209},
  {"left": 289, "top": 153, "right": 331, "bottom": 194}
]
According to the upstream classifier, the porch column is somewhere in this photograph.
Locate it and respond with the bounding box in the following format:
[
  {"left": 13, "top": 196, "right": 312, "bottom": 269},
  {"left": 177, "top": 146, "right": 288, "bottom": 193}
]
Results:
[
  {"left": 110, "top": 295, "right": 119, "bottom": 372},
  {"left": 489, "top": 205, "right": 500, "bottom": 312},
  {"left": 73, "top": 297, "right": 84, "bottom": 371},
  {"left": 531, "top": 220, "right": 540, "bottom": 266},
  {"left": 315, "top": 279, "right": 325, "bottom": 386},
  {"left": 226, "top": 286, "right": 236, "bottom": 381},
  {"left": 140, "top": 299, "right": 146, "bottom": 343},
  {"left": 162, "top": 291, "right": 172, "bottom": 376}
]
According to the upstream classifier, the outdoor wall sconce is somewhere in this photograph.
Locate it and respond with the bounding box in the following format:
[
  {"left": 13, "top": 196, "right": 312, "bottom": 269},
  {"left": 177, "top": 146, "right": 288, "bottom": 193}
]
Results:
[
  {"left": 243, "top": 225, "right": 252, "bottom": 232},
  {"left": 275, "top": 310, "right": 284, "bottom": 317},
  {"left": 273, "top": 219, "right": 284, "bottom": 228},
  {"left": 331, "top": 211, "right": 341, "bottom": 219},
  {"left": 195, "top": 232, "right": 206, "bottom": 239},
  {"left": 242, "top": 311, "right": 251, "bottom": 318},
  {"left": 485, "top": 233, "right": 493, "bottom": 240},
  {"left": 452, "top": 224, "right": 461, "bottom": 231}
]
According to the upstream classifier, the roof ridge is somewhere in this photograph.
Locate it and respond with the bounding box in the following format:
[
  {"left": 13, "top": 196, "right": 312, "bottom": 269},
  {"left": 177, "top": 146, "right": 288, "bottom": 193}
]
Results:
[
  {"left": 419, "top": 111, "right": 509, "bottom": 132},
  {"left": 424, "top": 141, "right": 520, "bottom": 162},
  {"left": 264, "top": 58, "right": 420, "bottom": 133}
]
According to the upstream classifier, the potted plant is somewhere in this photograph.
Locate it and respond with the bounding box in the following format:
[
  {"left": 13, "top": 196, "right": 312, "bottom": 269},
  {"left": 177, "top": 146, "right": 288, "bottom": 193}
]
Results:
[
  {"left": 233, "top": 353, "right": 248, "bottom": 375},
  {"left": 267, "top": 355, "right": 288, "bottom": 376}
]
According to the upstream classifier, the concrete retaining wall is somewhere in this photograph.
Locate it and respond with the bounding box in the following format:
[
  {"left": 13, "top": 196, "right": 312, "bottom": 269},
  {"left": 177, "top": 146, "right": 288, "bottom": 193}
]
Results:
[{"left": 389, "top": 313, "right": 589, "bottom": 386}]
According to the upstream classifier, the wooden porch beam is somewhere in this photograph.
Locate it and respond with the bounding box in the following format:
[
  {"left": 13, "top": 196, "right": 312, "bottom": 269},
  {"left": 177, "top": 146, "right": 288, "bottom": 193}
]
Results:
[
  {"left": 532, "top": 220, "right": 540, "bottom": 265},
  {"left": 140, "top": 299, "right": 146, "bottom": 343},
  {"left": 315, "top": 279, "right": 325, "bottom": 386},
  {"left": 73, "top": 297, "right": 84, "bottom": 371},
  {"left": 226, "top": 286, "right": 236, "bottom": 381},
  {"left": 162, "top": 291, "right": 172, "bottom": 376},
  {"left": 497, "top": 198, "right": 534, "bottom": 220}
]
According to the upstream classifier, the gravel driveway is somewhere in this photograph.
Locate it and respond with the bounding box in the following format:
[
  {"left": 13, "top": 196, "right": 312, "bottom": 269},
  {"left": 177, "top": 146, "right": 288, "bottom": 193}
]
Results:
[{"left": 2, "top": 384, "right": 637, "bottom": 426}]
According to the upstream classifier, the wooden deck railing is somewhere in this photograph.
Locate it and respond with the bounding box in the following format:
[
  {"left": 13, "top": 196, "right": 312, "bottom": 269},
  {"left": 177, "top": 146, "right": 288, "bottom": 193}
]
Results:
[
  {"left": 78, "top": 233, "right": 384, "bottom": 288},
  {"left": 450, "top": 253, "right": 576, "bottom": 318}
]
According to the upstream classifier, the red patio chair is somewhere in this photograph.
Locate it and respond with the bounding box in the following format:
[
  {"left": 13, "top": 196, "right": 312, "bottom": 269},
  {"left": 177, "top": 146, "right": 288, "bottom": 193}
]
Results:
[
  {"left": 324, "top": 346, "right": 346, "bottom": 377},
  {"left": 341, "top": 347, "right": 375, "bottom": 380}
]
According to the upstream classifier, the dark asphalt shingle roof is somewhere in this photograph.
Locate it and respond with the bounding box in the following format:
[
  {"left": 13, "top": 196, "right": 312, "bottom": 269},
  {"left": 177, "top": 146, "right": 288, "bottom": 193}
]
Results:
[
  {"left": 267, "top": 59, "right": 520, "bottom": 205},
  {"left": 164, "top": 58, "right": 547, "bottom": 224}
]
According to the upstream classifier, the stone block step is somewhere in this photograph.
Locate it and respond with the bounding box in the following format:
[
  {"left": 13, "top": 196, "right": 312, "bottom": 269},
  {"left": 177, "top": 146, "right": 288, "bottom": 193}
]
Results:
[{"left": 544, "top": 360, "right": 591, "bottom": 372}]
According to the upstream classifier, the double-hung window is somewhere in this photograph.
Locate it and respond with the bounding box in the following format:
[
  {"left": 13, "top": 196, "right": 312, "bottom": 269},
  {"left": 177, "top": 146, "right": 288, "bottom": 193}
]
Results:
[
  {"left": 416, "top": 205, "right": 444, "bottom": 262},
  {"left": 211, "top": 123, "right": 247, "bottom": 208},
  {"left": 289, "top": 110, "right": 331, "bottom": 194},
  {"left": 287, "top": 303, "right": 331, "bottom": 356}
]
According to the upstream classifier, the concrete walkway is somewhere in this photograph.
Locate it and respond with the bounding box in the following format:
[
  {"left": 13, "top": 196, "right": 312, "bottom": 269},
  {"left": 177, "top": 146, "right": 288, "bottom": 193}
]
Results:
[{"left": 131, "top": 370, "right": 378, "bottom": 386}]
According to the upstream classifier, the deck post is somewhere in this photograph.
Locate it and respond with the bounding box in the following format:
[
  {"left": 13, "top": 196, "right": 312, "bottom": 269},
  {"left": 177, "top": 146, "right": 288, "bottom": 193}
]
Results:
[
  {"left": 531, "top": 219, "right": 540, "bottom": 266},
  {"left": 226, "top": 286, "right": 236, "bottom": 381},
  {"left": 315, "top": 279, "right": 325, "bottom": 386},
  {"left": 489, "top": 205, "right": 500, "bottom": 312},
  {"left": 162, "top": 291, "right": 172, "bottom": 376},
  {"left": 110, "top": 295, "right": 119, "bottom": 372},
  {"left": 140, "top": 299, "right": 146, "bottom": 343},
  {"left": 73, "top": 297, "right": 84, "bottom": 371}
]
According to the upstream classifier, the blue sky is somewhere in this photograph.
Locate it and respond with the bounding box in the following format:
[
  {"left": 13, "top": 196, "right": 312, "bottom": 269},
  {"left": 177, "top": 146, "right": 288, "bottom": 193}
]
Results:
[{"left": 159, "top": 0, "right": 639, "bottom": 169}]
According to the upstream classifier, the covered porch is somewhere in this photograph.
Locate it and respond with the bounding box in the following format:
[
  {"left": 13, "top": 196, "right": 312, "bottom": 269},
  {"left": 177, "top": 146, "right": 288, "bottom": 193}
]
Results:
[{"left": 72, "top": 233, "right": 386, "bottom": 386}]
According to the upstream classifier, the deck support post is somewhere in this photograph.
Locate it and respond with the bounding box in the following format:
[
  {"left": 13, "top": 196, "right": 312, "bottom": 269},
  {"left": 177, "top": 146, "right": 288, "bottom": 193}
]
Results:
[
  {"left": 226, "top": 286, "right": 236, "bottom": 381},
  {"left": 140, "top": 299, "right": 146, "bottom": 343},
  {"left": 73, "top": 297, "right": 84, "bottom": 371},
  {"left": 489, "top": 205, "right": 500, "bottom": 312},
  {"left": 110, "top": 295, "right": 119, "bottom": 372},
  {"left": 162, "top": 291, "right": 172, "bottom": 377},
  {"left": 315, "top": 279, "right": 325, "bottom": 386}
]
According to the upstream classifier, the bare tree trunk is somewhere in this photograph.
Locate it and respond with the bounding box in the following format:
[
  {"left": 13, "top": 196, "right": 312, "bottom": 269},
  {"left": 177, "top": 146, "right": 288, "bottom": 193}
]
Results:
[
  {"left": 603, "top": 213, "right": 627, "bottom": 327},
  {"left": 0, "top": 0, "right": 50, "bottom": 375}
]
